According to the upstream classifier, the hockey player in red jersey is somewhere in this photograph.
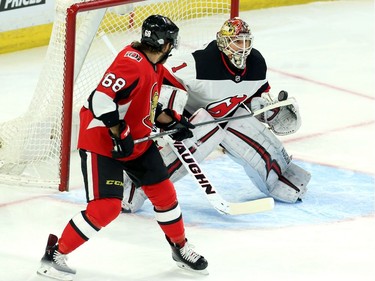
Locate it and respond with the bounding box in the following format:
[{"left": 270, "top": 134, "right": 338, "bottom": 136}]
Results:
[
  {"left": 37, "top": 15, "right": 208, "bottom": 280},
  {"left": 122, "top": 17, "right": 311, "bottom": 213}
]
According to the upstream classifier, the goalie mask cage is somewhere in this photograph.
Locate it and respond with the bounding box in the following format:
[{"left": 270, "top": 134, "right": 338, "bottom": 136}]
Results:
[{"left": 0, "top": 0, "right": 239, "bottom": 191}]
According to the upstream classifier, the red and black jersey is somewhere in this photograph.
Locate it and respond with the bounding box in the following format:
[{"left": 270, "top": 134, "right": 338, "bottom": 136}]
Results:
[{"left": 78, "top": 45, "right": 165, "bottom": 160}]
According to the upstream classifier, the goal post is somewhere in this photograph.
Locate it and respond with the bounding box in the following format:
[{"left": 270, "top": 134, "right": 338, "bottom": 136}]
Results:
[
  {"left": 61, "top": 0, "right": 150, "bottom": 192},
  {"left": 0, "top": 0, "right": 239, "bottom": 191}
]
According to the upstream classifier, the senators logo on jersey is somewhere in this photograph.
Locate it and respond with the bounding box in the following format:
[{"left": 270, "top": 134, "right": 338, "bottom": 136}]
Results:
[{"left": 143, "top": 83, "right": 159, "bottom": 129}]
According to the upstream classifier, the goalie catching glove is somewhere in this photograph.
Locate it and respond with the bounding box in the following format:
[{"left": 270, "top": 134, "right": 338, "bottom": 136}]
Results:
[
  {"left": 155, "top": 108, "right": 195, "bottom": 141},
  {"left": 250, "top": 91, "right": 301, "bottom": 136},
  {"left": 109, "top": 121, "right": 134, "bottom": 158}
]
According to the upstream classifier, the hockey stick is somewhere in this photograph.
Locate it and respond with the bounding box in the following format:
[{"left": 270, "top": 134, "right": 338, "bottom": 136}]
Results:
[
  {"left": 165, "top": 138, "right": 275, "bottom": 215},
  {"left": 134, "top": 98, "right": 294, "bottom": 144}
]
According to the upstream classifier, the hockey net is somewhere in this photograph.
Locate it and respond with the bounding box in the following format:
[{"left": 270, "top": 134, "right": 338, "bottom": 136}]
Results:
[{"left": 0, "top": 0, "right": 237, "bottom": 191}]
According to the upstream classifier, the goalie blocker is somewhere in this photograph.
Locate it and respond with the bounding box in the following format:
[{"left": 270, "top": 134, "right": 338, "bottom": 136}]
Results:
[{"left": 122, "top": 86, "right": 311, "bottom": 213}]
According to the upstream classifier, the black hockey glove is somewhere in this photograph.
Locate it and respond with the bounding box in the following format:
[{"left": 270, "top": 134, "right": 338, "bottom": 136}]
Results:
[
  {"left": 109, "top": 121, "right": 134, "bottom": 158},
  {"left": 155, "top": 109, "right": 195, "bottom": 141}
]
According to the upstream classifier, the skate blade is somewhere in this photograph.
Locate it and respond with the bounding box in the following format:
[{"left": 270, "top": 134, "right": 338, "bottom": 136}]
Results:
[
  {"left": 37, "top": 265, "right": 74, "bottom": 281},
  {"left": 175, "top": 262, "right": 209, "bottom": 275}
]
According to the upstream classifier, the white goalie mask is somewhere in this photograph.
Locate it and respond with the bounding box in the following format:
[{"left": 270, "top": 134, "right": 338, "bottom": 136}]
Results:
[{"left": 216, "top": 17, "right": 253, "bottom": 69}]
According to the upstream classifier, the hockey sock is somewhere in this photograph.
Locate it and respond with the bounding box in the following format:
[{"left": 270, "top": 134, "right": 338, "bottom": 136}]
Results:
[
  {"left": 143, "top": 180, "right": 186, "bottom": 245},
  {"left": 58, "top": 198, "right": 122, "bottom": 254}
]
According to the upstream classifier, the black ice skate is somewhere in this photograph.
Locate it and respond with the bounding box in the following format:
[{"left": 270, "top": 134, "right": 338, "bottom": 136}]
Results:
[
  {"left": 36, "top": 234, "right": 76, "bottom": 281},
  {"left": 166, "top": 236, "right": 208, "bottom": 274}
]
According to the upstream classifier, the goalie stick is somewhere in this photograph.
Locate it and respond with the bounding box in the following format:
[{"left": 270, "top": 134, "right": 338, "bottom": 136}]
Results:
[
  {"left": 134, "top": 97, "right": 294, "bottom": 144},
  {"left": 165, "top": 137, "right": 274, "bottom": 215}
]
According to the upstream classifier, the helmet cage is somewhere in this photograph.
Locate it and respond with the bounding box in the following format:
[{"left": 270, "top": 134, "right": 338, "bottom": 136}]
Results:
[
  {"left": 217, "top": 33, "right": 253, "bottom": 69},
  {"left": 216, "top": 18, "right": 253, "bottom": 69}
]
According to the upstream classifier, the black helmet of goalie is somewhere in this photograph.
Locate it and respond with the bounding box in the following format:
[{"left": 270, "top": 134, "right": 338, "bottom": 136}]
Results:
[
  {"left": 141, "top": 15, "right": 179, "bottom": 52},
  {"left": 216, "top": 17, "right": 253, "bottom": 69}
]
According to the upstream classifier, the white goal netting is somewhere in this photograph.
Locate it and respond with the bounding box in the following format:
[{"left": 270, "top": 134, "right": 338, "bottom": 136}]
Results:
[{"left": 0, "top": 0, "right": 233, "bottom": 190}]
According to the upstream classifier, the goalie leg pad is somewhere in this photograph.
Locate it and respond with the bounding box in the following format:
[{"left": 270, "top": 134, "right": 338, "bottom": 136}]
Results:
[
  {"left": 268, "top": 162, "right": 311, "bottom": 203},
  {"left": 160, "top": 108, "right": 226, "bottom": 183},
  {"left": 221, "top": 107, "right": 310, "bottom": 203},
  {"left": 122, "top": 182, "right": 148, "bottom": 213}
]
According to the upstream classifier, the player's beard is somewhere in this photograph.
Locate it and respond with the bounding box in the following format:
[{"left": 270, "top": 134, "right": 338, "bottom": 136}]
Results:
[{"left": 157, "top": 47, "right": 173, "bottom": 64}]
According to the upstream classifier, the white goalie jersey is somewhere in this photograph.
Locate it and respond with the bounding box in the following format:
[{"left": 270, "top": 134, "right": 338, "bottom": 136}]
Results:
[
  {"left": 164, "top": 41, "right": 270, "bottom": 118},
  {"left": 122, "top": 40, "right": 311, "bottom": 213}
]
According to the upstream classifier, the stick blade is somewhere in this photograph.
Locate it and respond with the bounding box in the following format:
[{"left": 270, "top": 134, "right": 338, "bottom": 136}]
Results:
[{"left": 227, "top": 197, "right": 275, "bottom": 215}]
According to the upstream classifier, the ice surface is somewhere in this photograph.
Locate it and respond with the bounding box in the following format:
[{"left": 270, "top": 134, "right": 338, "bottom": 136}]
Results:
[{"left": 0, "top": 1, "right": 374, "bottom": 281}]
